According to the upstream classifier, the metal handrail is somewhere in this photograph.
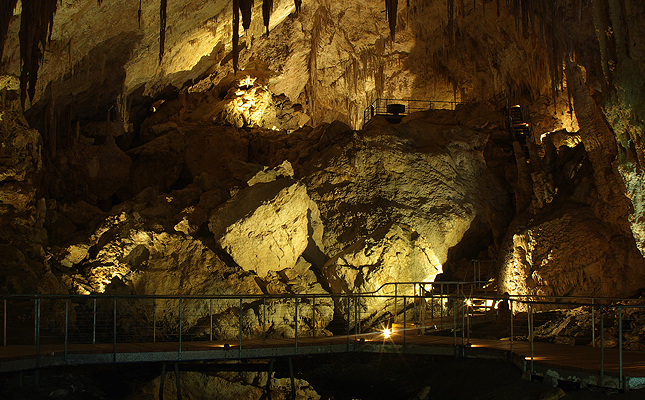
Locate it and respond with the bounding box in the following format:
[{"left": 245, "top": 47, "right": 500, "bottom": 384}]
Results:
[
  {"left": 1, "top": 287, "right": 643, "bottom": 390},
  {"left": 362, "top": 98, "right": 464, "bottom": 127}
]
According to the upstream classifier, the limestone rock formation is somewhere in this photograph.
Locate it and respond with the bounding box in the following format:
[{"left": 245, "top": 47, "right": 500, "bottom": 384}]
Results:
[
  {"left": 131, "top": 370, "right": 321, "bottom": 400},
  {"left": 305, "top": 106, "right": 511, "bottom": 277},
  {"left": 208, "top": 178, "right": 322, "bottom": 278},
  {"left": 498, "top": 206, "right": 645, "bottom": 301}
]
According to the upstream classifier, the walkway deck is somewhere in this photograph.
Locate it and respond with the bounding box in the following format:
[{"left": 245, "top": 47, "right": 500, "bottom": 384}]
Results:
[{"left": 2, "top": 333, "right": 644, "bottom": 390}]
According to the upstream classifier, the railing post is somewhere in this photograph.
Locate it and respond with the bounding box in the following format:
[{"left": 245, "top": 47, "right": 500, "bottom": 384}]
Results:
[
  {"left": 403, "top": 296, "right": 407, "bottom": 349},
  {"left": 35, "top": 297, "right": 40, "bottom": 371},
  {"left": 294, "top": 296, "right": 299, "bottom": 354},
  {"left": 346, "top": 296, "right": 350, "bottom": 352},
  {"left": 178, "top": 298, "right": 183, "bottom": 361},
  {"left": 92, "top": 298, "right": 96, "bottom": 345},
  {"left": 312, "top": 296, "right": 316, "bottom": 338},
  {"left": 453, "top": 297, "right": 457, "bottom": 349},
  {"left": 153, "top": 298, "right": 156, "bottom": 344},
  {"left": 262, "top": 296, "right": 266, "bottom": 340},
  {"left": 3, "top": 298, "right": 6, "bottom": 346},
  {"left": 354, "top": 295, "right": 358, "bottom": 346},
  {"left": 619, "top": 306, "right": 623, "bottom": 389},
  {"left": 239, "top": 298, "right": 243, "bottom": 359},
  {"left": 113, "top": 297, "right": 117, "bottom": 363},
  {"left": 510, "top": 299, "right": 514, "bottom": 356},
  {"left": 591, "top": 298, "right": 595, "bottom": 347},
  {"left": 209, "top": 298, "right": 213, "bottom": 342},
  {"left": 394, "top": 285, "right": 398, "bottom": 322},
  {"left": 529, "top": 302, "right": 534, "bottom": 374},
  {"left": 462, "top": 298, "right": 465, "bottom": 345},
  {"left": 600, "top": 305, "right": 604, "bottom": 386},
  {"left": 64, "top": 298, "right": 69, "bottom": 364}
]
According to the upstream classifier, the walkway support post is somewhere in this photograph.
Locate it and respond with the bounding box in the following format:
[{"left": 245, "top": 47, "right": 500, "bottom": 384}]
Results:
[
  {"left": 64, "top": 298, "right": 69, "bottom": 364},
  {"left": 619, "top": 306, "right": 623, "bottom": 389},
  {"left": 35, "top": 297, "right": 40, "bottom": 381},
  {"left": 266, "top": 358, "right": 275, "bottom": 394},
  {"left": 159, "top": 362, "right": 166, "bottom": 400},
  {"left": 113, "top": 297, "right": 117, "bottom": 363},
  {"left": 92, "top": 298, "right": 96, "bottom": 345},
  {"left": 289, "top": 357, "right": 296, "bottom": 399},
  {"left": 3, "top": 298, "right": 6, "bottom": 346},
  {"left": 600, "top": 305, "right": 604, "bottom": 386},
  {"left": 174, "top": 362, "right": 182, "bottom": 400}
]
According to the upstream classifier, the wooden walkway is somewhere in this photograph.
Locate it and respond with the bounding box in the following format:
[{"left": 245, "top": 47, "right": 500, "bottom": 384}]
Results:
[{"left": 1, "top": 332, "right": 644, "bottom": 389}]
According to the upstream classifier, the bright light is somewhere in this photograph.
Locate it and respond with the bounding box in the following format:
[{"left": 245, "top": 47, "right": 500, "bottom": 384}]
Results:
[
  {"left": 466, "top": 299, "right": 472, "bottom": 306},
  {"left": 383, "top": 328, "right": 391, "bottom": 339},
  {"left": 238, "top": 76, "right": 257, "bottom": 89},
  {"left": 235, "top": 90, "right": 244, "bottom": 96},
  {"left": 272, "top": 126, "right": 277, "bottom": 130},
  {"left": 486, "top": 299, "right": 494, "bottom": 307}
]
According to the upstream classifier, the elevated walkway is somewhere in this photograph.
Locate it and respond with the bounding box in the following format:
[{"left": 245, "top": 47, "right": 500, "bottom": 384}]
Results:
[
  {"left": 362, "top": 98, "right": 462, "bottom": 127},
  {"left": 2, "top": 284, "right": 645, "bottom": 393}
]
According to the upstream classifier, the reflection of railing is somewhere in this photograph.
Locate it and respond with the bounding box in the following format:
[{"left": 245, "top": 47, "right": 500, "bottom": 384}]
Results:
[
  {"left": 362, "top": 98, "right": 463, "bottom": 127},
  {"left": 2, "top": 289, "right": 645, "bottom": 390}
]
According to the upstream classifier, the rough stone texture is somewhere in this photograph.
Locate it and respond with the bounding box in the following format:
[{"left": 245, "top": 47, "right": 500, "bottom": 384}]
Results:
[
  {"left": 47, "top": 136, "right": 131, "bottom": 203},
  {"left": 498, "top": 206, "right": 645, "bottom": 301},
  {"left": 130, "top": 370, "right": 321, "bottom": 400},
  {"left": 323, "top": 223, "right": 441, "bottom": 324},
  {"left": 2, "top": 0, "right": 557, "bottom": 133},
  {"left": 304, "top": 105, "right": 511, "bottom": 273},
  {"left": 208, "top": 178, "right": 321, "bottom": 278}
]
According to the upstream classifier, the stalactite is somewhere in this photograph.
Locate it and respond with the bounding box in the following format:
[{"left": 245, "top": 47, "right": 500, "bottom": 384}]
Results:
[
  {"left": 159, "top": 0, "right": 167, "bottom": 64},
  {"left": 19, "top": 0, "right": 58, "bottom": 109},
  {"left": 294, "top": 0, "right": 302, "bottom": 14},
  {"left": 232, "top": 0, "right": 240, "bottom": 74},
  {"left": 448, "top": 0, "right": 454, "bottom": 47},
  {"left": 138, "top": 0, "right": 142, "bottom": 29},
  {"left": 262, "top": 0, "right": 273, "bottom": 36},
  {"left": 239, "top": 0, "right": 254, "bottom": 30},
  {"left": 385, "top": 0, "right": 398, "bottom": 40},
  {"left": 0, "top": 0, "right": 18, "bottom": 59},
  {"left": 496, "top": 0, "right": 500, "bottom": 17}
]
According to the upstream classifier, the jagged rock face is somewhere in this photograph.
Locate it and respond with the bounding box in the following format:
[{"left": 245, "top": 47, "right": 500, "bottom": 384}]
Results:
[
  {"left": 498, "top": 206, "right": 645, "bottom": 301},
  {"left": 208, "top": 178, "right": 323, "bottom": 278},
  {"left": 305, "top": 105, "right": 511, "bottom": 270},
  {"left": 2, "top": 0, "right": 556, "bottom": 133}
]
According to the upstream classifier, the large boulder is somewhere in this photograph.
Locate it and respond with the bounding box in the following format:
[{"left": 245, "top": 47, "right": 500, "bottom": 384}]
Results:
[
  {"left": 208, "top": 178, "right": 323, "bottom": 278},
  {"left": 303, "top": 110, "right": 510, "bottom": 282}
]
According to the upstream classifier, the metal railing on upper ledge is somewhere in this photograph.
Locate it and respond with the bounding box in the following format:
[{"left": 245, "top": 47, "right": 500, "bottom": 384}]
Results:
[
  {"left": 1, "top": 285, "right": 645, "bottom": 390},
  {"left": 362, "top": 98, "right": 464, "bottom": 127}
]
